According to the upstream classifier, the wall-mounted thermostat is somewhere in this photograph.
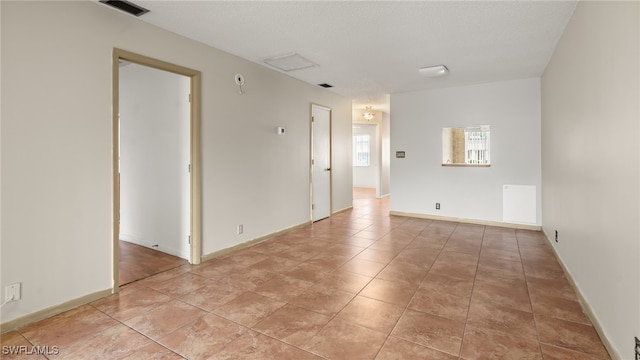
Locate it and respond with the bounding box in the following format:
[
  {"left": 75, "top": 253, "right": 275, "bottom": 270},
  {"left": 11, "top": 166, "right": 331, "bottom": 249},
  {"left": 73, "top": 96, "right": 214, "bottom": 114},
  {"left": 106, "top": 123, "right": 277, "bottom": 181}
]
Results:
[{"left": 277, "top": 127, "right": 285, "bottom": 135}]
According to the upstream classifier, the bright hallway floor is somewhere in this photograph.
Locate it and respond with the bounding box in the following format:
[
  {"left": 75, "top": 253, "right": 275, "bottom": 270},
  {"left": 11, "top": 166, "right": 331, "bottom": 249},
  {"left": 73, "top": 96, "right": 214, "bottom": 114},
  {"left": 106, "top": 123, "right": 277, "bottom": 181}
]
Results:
[{"left": 1, "top": 188, "right": 609, "bottom": 359}]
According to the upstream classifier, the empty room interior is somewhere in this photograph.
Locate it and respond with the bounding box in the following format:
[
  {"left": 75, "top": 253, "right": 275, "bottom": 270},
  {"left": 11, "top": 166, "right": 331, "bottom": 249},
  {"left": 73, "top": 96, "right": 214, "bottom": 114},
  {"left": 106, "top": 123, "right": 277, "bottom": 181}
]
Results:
[{"left": 1, "top": 1, "right": 638, "bottom": 359}]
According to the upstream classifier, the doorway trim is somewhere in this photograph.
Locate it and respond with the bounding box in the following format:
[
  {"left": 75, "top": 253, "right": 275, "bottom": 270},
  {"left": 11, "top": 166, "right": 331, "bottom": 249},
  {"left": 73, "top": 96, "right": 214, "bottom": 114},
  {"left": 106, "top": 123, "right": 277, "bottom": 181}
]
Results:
[
  {"left": 112, "top": 48, "right": 202, "bottom": 292},
  {"left": 309, "top": 103, "right": 333, "bottom": 221}
]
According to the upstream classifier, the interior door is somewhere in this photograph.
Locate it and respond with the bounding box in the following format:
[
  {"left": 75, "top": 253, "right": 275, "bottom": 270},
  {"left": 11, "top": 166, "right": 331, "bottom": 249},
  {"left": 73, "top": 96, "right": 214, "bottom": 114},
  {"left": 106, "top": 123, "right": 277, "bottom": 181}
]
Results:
[{"left": 312, "top": 105, "right": 331, "bottom": 221}]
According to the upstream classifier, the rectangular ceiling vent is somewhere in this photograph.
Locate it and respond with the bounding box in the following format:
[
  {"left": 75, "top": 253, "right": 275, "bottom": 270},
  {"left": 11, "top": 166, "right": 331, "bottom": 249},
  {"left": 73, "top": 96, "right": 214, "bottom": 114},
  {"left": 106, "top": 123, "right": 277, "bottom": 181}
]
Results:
[
  {"left": 99, "top": 0, "right": 150, "bottom": 17},
  {"left": 264, "top": 53, "right": 317, "bottom": 72}
]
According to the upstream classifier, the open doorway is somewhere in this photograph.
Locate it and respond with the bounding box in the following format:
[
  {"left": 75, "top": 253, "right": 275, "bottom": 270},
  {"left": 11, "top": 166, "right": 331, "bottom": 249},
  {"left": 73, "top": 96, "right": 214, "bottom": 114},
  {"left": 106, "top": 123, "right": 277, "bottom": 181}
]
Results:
[
  {"left": 352, "top": 124, "right": 379, "bottom": 191},
  {"left": 353, "top": 97, "right": 391, "bottom": 200},
  {"left": 112, "top": 49, "right": 202, "bottom": 291},
  {"left": 352, "top": 107, "right": 390, "bottom": 199},
  {"left": 118, "top": 61, "right": 189, "bottom": 285}
]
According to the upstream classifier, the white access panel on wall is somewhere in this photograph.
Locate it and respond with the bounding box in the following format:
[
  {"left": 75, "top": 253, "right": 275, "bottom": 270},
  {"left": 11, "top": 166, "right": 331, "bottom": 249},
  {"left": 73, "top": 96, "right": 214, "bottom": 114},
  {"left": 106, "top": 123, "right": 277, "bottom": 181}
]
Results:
[{"left": 503, "top": 185, "right": 537, "bottom": 224}]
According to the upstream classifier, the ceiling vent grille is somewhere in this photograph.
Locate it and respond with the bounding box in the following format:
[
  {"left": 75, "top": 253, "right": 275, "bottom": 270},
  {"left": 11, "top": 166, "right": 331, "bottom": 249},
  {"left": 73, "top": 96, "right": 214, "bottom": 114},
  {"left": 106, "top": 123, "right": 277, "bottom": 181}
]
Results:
[
  {"left": 99, "top": 0, "right": 150, "bottom": 17},
  {"left": 264, "top": 53, "right": 317, "bottom": 72}
]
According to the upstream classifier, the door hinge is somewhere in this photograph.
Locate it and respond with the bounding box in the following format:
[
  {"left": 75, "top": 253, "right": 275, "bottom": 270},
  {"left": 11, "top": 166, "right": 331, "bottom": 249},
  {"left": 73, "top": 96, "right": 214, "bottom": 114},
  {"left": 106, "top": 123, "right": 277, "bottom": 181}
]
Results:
[
  {"left": 188, "top": 164, "right": 191, "bottom": 172},
  {"left": 312, "top": 204, "right": 315, "bottom": 210},
  {"left": 188, "top": 235, "right": 191, "bottom": 244},
  {"left": 311, "top": 116, "right": 314, "bottom": 122},
  {"left": 311, "top": 159, "right": 314, "bottom": 165},
  {"left": 188, "top": 93, "right": 192, "bottom": 103}
]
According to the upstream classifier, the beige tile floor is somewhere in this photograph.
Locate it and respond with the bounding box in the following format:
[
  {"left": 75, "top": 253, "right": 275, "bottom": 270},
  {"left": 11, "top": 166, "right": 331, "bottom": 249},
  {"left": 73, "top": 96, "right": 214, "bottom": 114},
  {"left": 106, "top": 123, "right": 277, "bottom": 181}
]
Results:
[
  {"left": 119, "top": 240, "right": 189, "bottom": 286},
  {"left": 0, "top": 188, "right": 610, "bottom": 359}
]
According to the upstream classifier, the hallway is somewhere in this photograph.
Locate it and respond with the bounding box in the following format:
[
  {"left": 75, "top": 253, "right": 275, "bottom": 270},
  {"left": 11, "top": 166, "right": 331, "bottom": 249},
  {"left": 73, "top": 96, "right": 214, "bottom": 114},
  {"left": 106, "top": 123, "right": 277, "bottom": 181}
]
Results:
[{"left": 2, "top": 189, "right": 609, "bottom": 359}]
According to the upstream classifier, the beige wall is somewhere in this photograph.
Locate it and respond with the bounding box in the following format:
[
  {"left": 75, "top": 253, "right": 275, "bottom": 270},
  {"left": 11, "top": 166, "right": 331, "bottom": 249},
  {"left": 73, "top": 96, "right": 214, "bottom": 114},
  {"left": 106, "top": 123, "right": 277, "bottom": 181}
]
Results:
[
  {"left": 391, "top": 78, "right": 542, "bottom": 225},
  {"left": 0, "top": 1, "right": 352, "bottom": 325},
  {"left": 541, "top": 1, "right": 639, "bottom": 358}
]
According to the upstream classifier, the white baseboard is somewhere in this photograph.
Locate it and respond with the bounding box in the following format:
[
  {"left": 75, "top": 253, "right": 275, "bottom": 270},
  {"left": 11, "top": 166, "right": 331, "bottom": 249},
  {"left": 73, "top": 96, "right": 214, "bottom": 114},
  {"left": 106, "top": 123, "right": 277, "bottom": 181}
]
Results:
[
  {"left": 542, "top": 230, "right": 619, "bottom": 360},
  {"left": 333, "top": 205, "right": 353, "bottom": 215},
  {"left": 0, "top": 289, "right": 113, "bottom": 334},
  {"left": 120, "top": 234, "right": 188, "bottom": 260},
  {"left": 389, "top": 211, "right": 541, "bottom": 231},
  {"left": 201, "top": 221, "right": 312, "bottom": 263}
]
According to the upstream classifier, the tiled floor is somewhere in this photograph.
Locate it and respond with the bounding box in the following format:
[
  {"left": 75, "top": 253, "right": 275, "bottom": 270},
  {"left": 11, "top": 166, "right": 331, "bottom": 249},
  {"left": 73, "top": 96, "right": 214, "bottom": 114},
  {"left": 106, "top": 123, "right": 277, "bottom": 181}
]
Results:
[
  {"left": 119, "top": 240, "right": 188, "bottom": 285},
  {"left": 1, "top": 188, "right": 610, "bottom": 359}
]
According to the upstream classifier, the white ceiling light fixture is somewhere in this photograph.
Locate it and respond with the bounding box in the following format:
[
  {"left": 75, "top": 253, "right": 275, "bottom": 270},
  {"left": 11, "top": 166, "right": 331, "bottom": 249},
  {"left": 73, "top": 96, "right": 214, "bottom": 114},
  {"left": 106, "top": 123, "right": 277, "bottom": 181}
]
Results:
[
  {"left": 263, "top": 53, "right": 317, "bottom": 72},
  {"left": 419, "top": 65, "right": 449, "bottom": 77},
  {"left": 362, "top": 106, "right": 376, "bottom": 121}
]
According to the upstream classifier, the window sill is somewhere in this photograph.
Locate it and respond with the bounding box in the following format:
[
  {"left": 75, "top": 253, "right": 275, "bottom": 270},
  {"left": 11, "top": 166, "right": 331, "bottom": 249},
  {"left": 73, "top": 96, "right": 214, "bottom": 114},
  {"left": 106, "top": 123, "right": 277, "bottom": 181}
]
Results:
[{"left": 441, "top": 164, "right": 491, "bottom": 167}]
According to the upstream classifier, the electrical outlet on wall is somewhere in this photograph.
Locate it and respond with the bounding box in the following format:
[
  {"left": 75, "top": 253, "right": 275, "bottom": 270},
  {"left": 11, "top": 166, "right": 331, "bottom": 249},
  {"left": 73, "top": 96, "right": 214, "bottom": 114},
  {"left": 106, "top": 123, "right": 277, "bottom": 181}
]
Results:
[
  {"left": 5, "top": 283, "right": 21, "bottom": 302},
  {"left": 237, "top": 224, "right": 243, "bottom": 235}
]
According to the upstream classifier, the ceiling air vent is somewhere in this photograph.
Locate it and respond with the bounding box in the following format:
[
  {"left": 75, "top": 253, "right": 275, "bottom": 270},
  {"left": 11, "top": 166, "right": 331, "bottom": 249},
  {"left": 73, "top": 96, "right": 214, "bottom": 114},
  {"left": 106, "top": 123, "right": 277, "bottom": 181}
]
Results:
[
  {"left": 264, "top": 53, "right": 317, "bottom": 72},
  {"left": 99, "top": 0, "right": 150, "bottom": 17},
  {"left": 318, "top": 83, "right": 333, "bottom": 88}
]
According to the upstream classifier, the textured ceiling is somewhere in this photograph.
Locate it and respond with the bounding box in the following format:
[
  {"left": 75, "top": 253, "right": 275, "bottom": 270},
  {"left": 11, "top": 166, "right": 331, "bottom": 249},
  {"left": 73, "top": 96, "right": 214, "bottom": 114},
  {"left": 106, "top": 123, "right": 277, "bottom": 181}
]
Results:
[{"left": 110, "top": 0, "right": 577, "bottom": 113}]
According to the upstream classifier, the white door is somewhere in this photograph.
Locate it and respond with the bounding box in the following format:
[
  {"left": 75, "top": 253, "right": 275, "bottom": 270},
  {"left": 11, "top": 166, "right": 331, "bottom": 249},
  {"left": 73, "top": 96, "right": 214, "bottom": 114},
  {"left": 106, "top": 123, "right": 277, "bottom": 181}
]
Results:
[{"left": 312, "top": 105, "right": 331, "bottom": 221}]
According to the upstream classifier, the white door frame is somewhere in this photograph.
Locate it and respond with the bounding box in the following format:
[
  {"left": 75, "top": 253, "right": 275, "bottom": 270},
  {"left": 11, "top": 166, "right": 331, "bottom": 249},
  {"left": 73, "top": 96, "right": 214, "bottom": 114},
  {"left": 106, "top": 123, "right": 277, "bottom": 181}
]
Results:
[
  {"left": 310, "top": 104, "right": 332, "bottom": 221},
  {"left": 112, "top": 48, "right": 202, "bottom": 292}
]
